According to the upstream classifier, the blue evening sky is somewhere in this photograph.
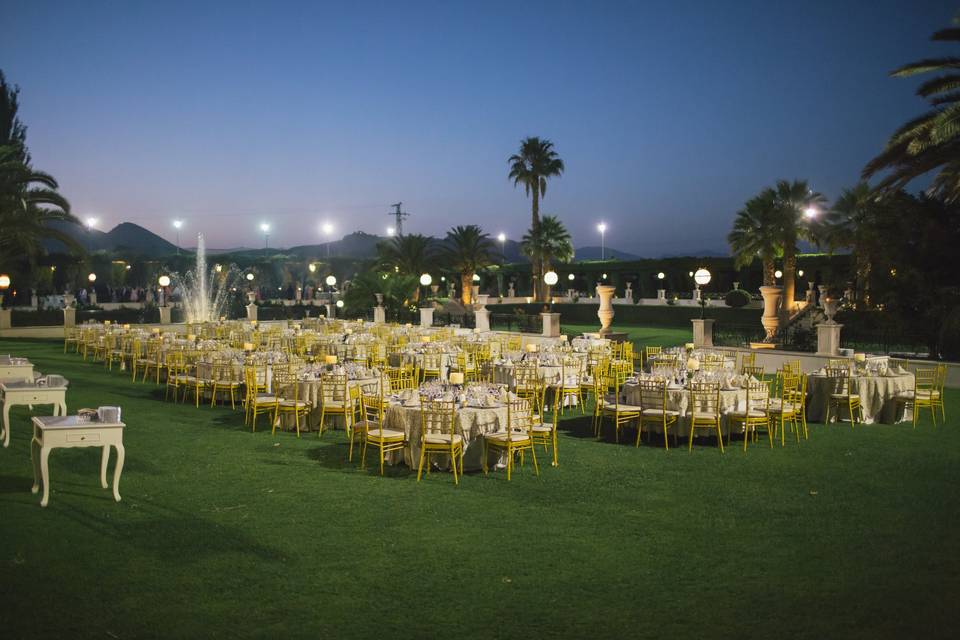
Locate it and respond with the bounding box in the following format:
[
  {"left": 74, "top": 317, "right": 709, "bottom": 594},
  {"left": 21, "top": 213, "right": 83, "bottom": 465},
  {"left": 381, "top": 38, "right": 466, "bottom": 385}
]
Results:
[{"left": 1, "top": 0, "right": 952, "bottom": 254}]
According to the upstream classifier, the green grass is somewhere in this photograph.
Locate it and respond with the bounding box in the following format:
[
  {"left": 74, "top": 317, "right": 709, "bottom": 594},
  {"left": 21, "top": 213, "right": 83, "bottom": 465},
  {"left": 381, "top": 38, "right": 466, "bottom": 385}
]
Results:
[
  {"left": 1, "top": 337, "right": 958, "bottom": 639},
  {"left": 561, "top": 322, "right": 691, "bottom": 349}
]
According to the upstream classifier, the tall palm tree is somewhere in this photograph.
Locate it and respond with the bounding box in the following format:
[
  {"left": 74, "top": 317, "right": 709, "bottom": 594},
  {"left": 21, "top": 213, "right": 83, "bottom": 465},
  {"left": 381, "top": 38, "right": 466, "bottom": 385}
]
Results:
[
  {"left": 375, "top": 233, "right": 435, "bottom": 303},
  {"left": 508, "top": 137, "right": 564, "bottom": 300},
  {"left": 821, "top": 183, "right": 886, "bottom": 307},
  {"left": 864, "top": 21, "right": 960, "bottom": 202},
  {"left": 521, "top": 215, "right": 574, "bottom": 295},
  {"left": 771, "top": 179, "right": 827, "bottom": 313},
  {"left": 727, "top": 189, "right": 780, "bottom": 286},
  {"left": 441, "top": 225, "right": 496, "bottom": 305}
]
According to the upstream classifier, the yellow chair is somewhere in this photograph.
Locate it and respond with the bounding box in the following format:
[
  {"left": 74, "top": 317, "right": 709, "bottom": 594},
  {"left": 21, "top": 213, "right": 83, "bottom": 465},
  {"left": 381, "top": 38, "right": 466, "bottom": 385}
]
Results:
[
  {"left": 317, "top": 373, "right": 359, "bottom": 437},
  {"left": 243, "top": 365, "right": 278, "bottom": 432},
  {"left": 597, "top": 370, "right": 642, "bottom": 444},
  {"left": 895, "top": 367, "right": 940, "bottom": 428},
  {"left": 209, "top": 360, "right": 242, "bottom": 409},
  {"left": 688, "top": 382, "right": 723, "bottom": 453},
  {"left": 824, "top": 367, "right": 862, "bottom": 428},
  {"left": 767, "top": 373, "right": 803, "bottom": 445},
  {"left": 738, "top": 351, "right": 756, "bottom": 372},
  {"left": 483, "top": 397, "right": 539, "bottom": 481},
  {"left": 637, "top": 379, "right": 679, "bottom": 449},
  {"left": 419, "top": 353, "right": 443, "bottom": 382},
  {"left": 555, "top": 356, "right": 583, "bottom": 415},
  {"left": 63, "top": 327, "right": 81, "bottom": 353},
  {"left": 729, "top": 379, "right": 773, "bottom": 451},
  {"left": 418, "top": 398, "right": 464, "bottom": 485},
  {"left": 272, "top": 368, "right": 310, "bottom": 437},
  {"left": 531, "top": 382, "right": 561, "bottom": 466},
  {"left": 164, "top": 352, "right": 189, "bottom": 402},
  {"left": 358, "top": 375, "right": 405, "bottom": 472}
]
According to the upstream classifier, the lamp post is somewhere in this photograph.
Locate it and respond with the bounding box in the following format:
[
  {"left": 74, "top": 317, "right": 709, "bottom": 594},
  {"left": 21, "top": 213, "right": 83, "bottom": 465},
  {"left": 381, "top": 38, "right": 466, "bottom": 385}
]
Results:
[
  {"left": 322, "top": 221, "right": 334, "bottom": 258},
  {"left": 172, "top": 219, "right": 183, "bottom": 254},
  {"left": 0, "top": 274, "right": 9, "bottom": 307},
  {"left": 543, "top": 270, "right": 558, "bottom": 306},
  {"left": 260, "top": 223, "right": 270, "bottom": 249},
  {"left": 694, "top": 268, "right": 711, "bottom": 319},
  {"left": 597, "top": 223, "right": 607, "bottom": 260},
  {"left": 497, "top": 232, "right": 506, "bottom": 261}
]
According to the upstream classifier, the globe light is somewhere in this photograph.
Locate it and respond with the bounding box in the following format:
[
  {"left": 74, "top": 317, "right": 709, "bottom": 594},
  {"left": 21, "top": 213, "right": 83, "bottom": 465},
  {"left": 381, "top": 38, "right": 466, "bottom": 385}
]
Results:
[
  {"left": 657, "top": 272, "right": 665, "bottom": 280},
  {"left": 497, "top": 232, "right": 506, "bottom": 243},
  {"left": 260, "top": 223, "right": 270, "bottom": 233},
  {"left": 694, "top": 268, "right": 711, "bottom": 286},
  {"left": 215, "top": 264, "right": 223, "bottom": 273},
  {"left": 336, "top": 300, "right": 344, "bottom": 308},
  {"left": 326, "top": 275, "right": 337, "bottom": 286},
  {"left": 386, "top": 227, "right": 395, "bottom": 236},
  {"left": 775, "top": 270, "right": 783, "bottom": 279},
  {"left": 803, "top": 206, "right": 818, "bottom": 219},
  {"left": 246, "top": 273, "right": 255, "bottom": 281},
  {"left": 0, "top": 274, "right": 10, "bottom": 289},
  {"left": 688, "top": 271, "right": 694, "bottom": 277},
  {"left": 419, "top": 273, "right": 432, "bottom": 286},
  {"left": 440, "top": 276, "right": 445, "bottom": 282},
  {"left": 798, "top": 269, "right": 804, "bottom": 277},
  {"left": 88, "top": 273, "right": 97, "bottom": 282},
  {"left": 568, "top": 273, "right": 575, "bottom": 281},
  {"left": 472, "top": 274, "right": 480, "bottom": 282},
  {"left": 601, "top": 273, "right": 607, "bottom": 279},
  {"left": 308, "top": 263, "right": 316, "bottom": 273},
  {"left": 158, "top": 275, "right": 171, "bottom": 287},
  {"left": 543, "top": 271, "right": 559, "bottom": 286},
  {"left": 172, "top": 219, "right": 183, "bottom": 229}
]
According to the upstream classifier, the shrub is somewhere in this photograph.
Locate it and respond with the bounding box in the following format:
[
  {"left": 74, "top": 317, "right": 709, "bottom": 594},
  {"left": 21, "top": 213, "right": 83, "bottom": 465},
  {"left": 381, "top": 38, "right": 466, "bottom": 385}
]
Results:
[{"left": 724, "top": 289, "right": 752, "bottom": 308}]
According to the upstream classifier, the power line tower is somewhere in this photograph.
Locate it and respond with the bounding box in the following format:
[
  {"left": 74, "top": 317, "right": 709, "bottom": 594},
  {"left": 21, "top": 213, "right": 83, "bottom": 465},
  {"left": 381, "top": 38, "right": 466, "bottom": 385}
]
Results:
[{"left": 388, "top": 202, "right": 410, "bottom": 235}]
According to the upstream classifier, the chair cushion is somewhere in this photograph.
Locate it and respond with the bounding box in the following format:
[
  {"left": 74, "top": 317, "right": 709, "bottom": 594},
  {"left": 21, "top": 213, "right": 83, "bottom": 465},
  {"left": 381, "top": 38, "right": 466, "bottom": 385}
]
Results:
[
  {"left": 367, "top": 428, "right": 405, "bottom": 440},
  {"left": 829, "top": 393, "right": 860, "bottom": 400},
  {"left": 252, "top": 395, "right": 279, "bottom": 404},
  {"left": 691, "top": 411, "right": 720, "bottom": 420},
  {"left": 730, "top": 409, "right": 766, "bottom": 419},
  {"left": 642, "top": 408, "right": 680, "bottom": 417},
  {"left": 484, "top": 430, "right": 531, "bottom": 444},
  {"left": 279, "top": 400, "right": 309, "bottom": 408},
  {"left": 531, "top": 423, "right": 554, "bottom": 432},
  {"left": 425, "top": 433, "right": 464, "bottom": 445}
]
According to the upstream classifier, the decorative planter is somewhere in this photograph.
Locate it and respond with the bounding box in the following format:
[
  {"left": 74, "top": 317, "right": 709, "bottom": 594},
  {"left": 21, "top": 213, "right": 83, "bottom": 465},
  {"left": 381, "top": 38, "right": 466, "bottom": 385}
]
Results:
[
  {"left": 823, "top": 298, "right": 839, "bottom": 323},
  {"left": 596, "top": 285, "right": 616, "bottom": 335},
  {"left": 475, "top": 294, "right": 489, "bottom": 311},
  {"left": 759, "top": 285, "right": 783, "bottom": 340},
  {"left": 374, "top": 293, "right": 384, "bottom": 306},
  {"left": 818, "top": 285, "right": 828, "bottom": 309}
]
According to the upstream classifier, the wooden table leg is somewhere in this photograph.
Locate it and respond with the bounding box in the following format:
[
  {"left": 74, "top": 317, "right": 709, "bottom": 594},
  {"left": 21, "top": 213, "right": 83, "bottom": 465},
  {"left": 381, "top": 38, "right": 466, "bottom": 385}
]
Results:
[
  {"left": 100, "top": 445, "right": 110, "bottom": 489},
  {"left": 112, "top": 443, "right": 125, "bottom": 502},
  {"left": 2, "top": 401, "right": 10, "bottom": 448},
  {"left": 39, "top": 445, "right": 51, "bottom": 507},
  {"left": 31, "top": 437, "right": 40, "bottom": 495}
]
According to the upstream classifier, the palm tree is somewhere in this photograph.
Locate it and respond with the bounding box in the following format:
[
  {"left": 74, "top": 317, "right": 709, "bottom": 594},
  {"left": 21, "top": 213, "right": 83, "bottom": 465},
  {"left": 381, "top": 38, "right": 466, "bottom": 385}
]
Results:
[
  {"left": 521, "top": 215, "right": 574, "bottom": 296},
  {"left": 508, "top": 137, "right": 564, "bottom": 300},
  {"left": 864, "top": 21, "right": 960, "bottom": 202},
  {"left": 441, "top": 225, "right": 496, "bottom": 305},
  {"left": 771, "top": 179, "right": 827, "bottom": 313},
  {"left": 727, "top": 190, "right": 780, "bottom": 286},
  {"left": 821, "top": 183, "right": 887, "bottom": 307},
  {"left": 375, "top": 233, "right": 435, "bottom": 302}
]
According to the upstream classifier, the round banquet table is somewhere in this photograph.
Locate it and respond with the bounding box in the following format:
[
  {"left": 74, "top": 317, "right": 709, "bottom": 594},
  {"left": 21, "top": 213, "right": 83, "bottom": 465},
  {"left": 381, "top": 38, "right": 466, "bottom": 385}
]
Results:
[
  {"left": 382, "top": 396, "right": 511, "bottom": 471},
  {"left": 622, "top": 382, "right": 749, "bottom": 436},
  {"left": 275, "top": 376, "right": 383, "bottom": 431},
  {"left": 806, "top": 372, "right": 914, "bottom": 425}
]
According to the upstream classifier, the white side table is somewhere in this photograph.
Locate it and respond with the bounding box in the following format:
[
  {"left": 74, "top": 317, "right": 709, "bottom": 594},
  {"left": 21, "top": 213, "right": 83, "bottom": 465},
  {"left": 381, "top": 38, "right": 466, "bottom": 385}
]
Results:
[
  {"left": 1, "top": 380, "right": 68, "bottom": 448},
  {"left": 30, "top": 415, "right": 125, "bottom": 507}
]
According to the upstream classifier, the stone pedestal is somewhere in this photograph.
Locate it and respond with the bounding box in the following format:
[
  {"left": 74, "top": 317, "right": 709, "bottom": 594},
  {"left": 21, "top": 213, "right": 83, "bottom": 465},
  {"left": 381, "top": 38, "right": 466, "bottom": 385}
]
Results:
[
  {"left": 691, "top": 319, "right": 715, "bottom": 348},
  {"left": 693, "top": 288, "right": 701, "bottom": 302},
  {"left": 89, "top": 291, "right": 97, "bottom": 306},
  {"left": 596, "top": 285, "right": 616, "bottom": 335},
  {"left": 325, "top": 303, "right": 335, "bottom": 319},
  {"left": 160, "top": 306, "right": 173, "bottom": 324},
  {"left": 507, "top": 285, "right": 515, "bottom": 298},
  {"left": 475, "top": 308, "right": 490, "bottom": 332},
  {"left": 31, "top": 294, "right": 39, "bottom": 309},
  {"left": 657, "top": 289, "right": 666, "bottom": 302},
  {"left": 0, "top": 308, "right": 11, "bottom": 329},
  {"left": 817, "top": 322, "right": 843, "bottom": 356},
  {"left": 541, "top": 312, "right": 561, "bottom": 338},
  {"left": 624, "top": 284, "right": 633, "bottom": 302},
  {"left": 373, "top": 306, "right": 386, "bottom": 324},
  {"left": 420, "top": 307, "right": 434, "bottom": 328},
  {"left": 245, "top": 303, "right": 257, "bottom": 323},
  {"left": 759, "top": 285, "right": 783, "bottom": 340},
  {"left": 63, "top": 307, "right": 76, "bottom": 328}
]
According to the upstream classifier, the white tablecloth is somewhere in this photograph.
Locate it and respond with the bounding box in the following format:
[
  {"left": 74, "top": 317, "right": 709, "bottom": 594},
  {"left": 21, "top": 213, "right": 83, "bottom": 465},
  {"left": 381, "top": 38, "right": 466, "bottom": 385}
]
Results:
[{"left": 806, "top": 372, "right": 914, "bottom": 424}]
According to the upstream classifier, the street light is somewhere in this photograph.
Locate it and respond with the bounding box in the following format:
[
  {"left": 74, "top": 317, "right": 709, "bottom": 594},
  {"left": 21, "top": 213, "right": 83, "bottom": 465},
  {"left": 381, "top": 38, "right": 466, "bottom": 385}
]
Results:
[
  {"left": 260, "top": 223, "right": 270, "bottom": 249},
  {"left": 325, "top": 275, "right": 337, "bottom": 287},
  {"left": 158, "top": 275, "right": 171, "bottom": 287},
  {"left": 657, "top": 272, "right": 665, "bottom": 280},
  {"left": 88, "top": 273, "right": 97, "bottom": 282},
  {"left": 568, "top": 273, "right": 575, "bottom": 281},
  {"left": 335, "top": 300, "right": 344, "bottom": 308},
  {"left": 321, "top": 221, "right": 334, "bottom": 258},
  {"left": 419, "top": 273, "right": 432, "bottom": 286},
  {"left": 694, "top": 268, "right": 711, "bottom": 318},
  {"left": 597, "top": 223, "right": 607, "bottom": 260},
  {"left": 497, "top": 232, "right": 506, "bottom": 261},
  {"left": 775, "top": 270, "right": 783, "bottom": 279},
  {"left": 246, "top": 273, "right": 255, "bottom": 281},
  {"left": 172, "top": 219, "right": 183, "bottom": 254},
  {"left": 85, "top": 217, "right": 98, "bottom": 229},
  {"left": 803, "top": 206, "right": 818, "bottom": 219}
]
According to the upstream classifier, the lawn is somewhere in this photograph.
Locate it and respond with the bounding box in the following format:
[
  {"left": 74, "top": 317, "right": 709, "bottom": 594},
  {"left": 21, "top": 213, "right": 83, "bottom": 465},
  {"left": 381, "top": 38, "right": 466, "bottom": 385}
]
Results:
[
  {"left": 1, "top": 337, "right": 958, "bottom": 639},
  {"left": 560, "top": 322, "right": 691, "bottom": 350}
]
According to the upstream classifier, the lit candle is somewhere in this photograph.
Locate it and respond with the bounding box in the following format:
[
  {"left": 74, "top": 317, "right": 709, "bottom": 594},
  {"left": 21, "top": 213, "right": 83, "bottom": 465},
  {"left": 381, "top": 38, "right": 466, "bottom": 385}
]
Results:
[
  {"left": 104, "top": 320, "right": 111, "bottom": 325},
  {"left": 685, "top": 342, "right": 695, "bottom": 350},
  {"left": 854, "top": 353, "right": 866, "bottom": 363},
  {"left": 123, "top": 324, "right": 131, "bottom": 330},
  {"left": 152, "top": 328, "right": 161, "bottom": 334},
  {"left": 449, "top": 372, "right": 464, "bottom": 385},
  {"left": 243, "top": 342, "right": 254, "bottom": 351},
  {"left": 526, "top": 343, "right": 538, "bottom": 353},
  {"left": 324, "top": 355, "right": 338, "bottom": 365},
  {"left": 420, "top": 336, "right": 431, "bottom": 343},
  {"left": 187, "top": 334, "right": 196, "bottom": 341}
]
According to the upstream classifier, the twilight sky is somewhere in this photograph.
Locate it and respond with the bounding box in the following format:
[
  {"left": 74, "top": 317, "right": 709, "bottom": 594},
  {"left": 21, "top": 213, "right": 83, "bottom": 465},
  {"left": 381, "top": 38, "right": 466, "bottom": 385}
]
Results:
[{"left": 1, "top": 0, "right": 951, "bottom": 254}]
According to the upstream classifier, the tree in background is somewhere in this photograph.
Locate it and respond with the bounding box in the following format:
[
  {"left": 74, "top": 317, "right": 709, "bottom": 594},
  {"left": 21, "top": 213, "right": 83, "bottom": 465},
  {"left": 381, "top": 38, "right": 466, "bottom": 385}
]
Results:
[
  {"left": 375, "top": 233, "right": 436, "bottom": 303},
  {"left": 864, "top": 18, "right": 960, "bottom": 203},
  {"left": 441, "top": 225, "right": 497, "bottom": 306},
  {"left": 771, "top": 179, "right": 827, "bottom": 313},
  {"left": 508, "top": 137, "right": 564, "bottom": 301},
  {"left": 728, "top": 189, "right": 781, "bottom": 286},
  {"left": 342, "top": 271, "right": 418, "bottom": 320},
  {"left": 521, "top": 215, "right": 574, "bottom": 295}
]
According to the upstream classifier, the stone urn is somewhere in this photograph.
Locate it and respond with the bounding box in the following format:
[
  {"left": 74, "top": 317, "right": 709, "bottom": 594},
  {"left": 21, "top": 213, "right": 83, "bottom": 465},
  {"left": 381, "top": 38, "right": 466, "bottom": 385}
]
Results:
[
  {"left": 823, "top": 298, "right": 839, "bottom": 323},
  {"left": 374, "top": 293, "right": 384, "bottom": 306},
  {"left": 475, "top": 294, "right": 489, "bottom": 311},
  {"left": 759, "top": 285, "right": 783, "bottom": 340},
  {"left": 818, "top": 285, "right": 828, "bottom": 308},
  {"left": 732, "top": 281, "right": 740, "bottom": 290},
  {"left": 596, "top": 285, "right": 616, "bottom": 335}
]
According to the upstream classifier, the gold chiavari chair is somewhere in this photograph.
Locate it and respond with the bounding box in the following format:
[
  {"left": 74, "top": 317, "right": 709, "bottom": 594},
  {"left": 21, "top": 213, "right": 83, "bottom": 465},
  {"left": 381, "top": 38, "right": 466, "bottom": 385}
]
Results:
[
  {"left": 638, "top": 379, "right": 679, "bottom": 449},
  {"left": 513, "top": 364, "right": 543, "bottom": 417},
  {"left": 644, "top": 345, "right": 662, "bottom": 368},
  {"left": 138, "top": 339, "right": 165, "bottom": 384},
  {"left": 418, "top": 398, "right": 464, "bottom": 485},
  {"left": 895, "top": 366, "right": 940, "bottom": 428},
  {"left": 419, "top": 352, "right": 444, "bottom": 382},
  {"left": 738, "top": 351, "right": 756, "bottom": 372},
  {"left": 483, "top": 396, "right": 539, "bottom": 481},
  {"left": 63, "top": 327, "right": 81, "bottom": 353},
  {"left": 688, "top": 381, "right": 723, "bottom": 453},
  {"left": 272, "top": 368, "right": 310, "bottom": 437},
  {"left": 555, "top": 356, "right": 583, "bottom": 415},
  {"left": 597, "top": 368, "right": 642, "bottom": 444},
  {"left": 243, "top": 365, "right": 278, "bottom": 432},
  {"left": 729, "top": 378, "right": 772, "bottom": 451},
  {"left": 531, "top": 382, "right": 561, "bottom": 466},
  {"left": 209, "top": 359, "right": 242, "bottom": 409},
  {"left": 767, "top": 372, "right": 802, "bottom": 445},
  {"left": 824, "top": 367, "right": 862, "bottom": 428},
  {"left": 358, "top": 374, "right": 405, "bottom": 473},
  {"left": 164, "top": 351, "right": 188, "bottom": 402},
  {"left": 741, "top": 365, "right": 765, "bottom": 380},
  {"left": 318, "top": 373, "right": 359, "bottom": 437}
]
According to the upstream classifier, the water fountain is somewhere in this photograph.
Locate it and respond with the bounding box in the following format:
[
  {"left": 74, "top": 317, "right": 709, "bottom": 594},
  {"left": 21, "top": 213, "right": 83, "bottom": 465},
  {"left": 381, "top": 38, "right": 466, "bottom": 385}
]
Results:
[{"left": 175, "top": 233, "right": 237, "bottom": 323}]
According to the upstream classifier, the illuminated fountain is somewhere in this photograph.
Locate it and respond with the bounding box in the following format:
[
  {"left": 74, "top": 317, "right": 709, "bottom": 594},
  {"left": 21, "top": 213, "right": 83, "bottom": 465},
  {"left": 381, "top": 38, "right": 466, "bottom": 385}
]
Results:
[{"left": 176, "top": 233, "right": 236, "bottom": 323}]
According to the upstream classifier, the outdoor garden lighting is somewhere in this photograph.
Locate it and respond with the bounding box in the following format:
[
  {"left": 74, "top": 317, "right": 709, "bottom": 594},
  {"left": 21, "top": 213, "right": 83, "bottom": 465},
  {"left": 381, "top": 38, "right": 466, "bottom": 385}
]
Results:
[
  {"left": 597, "top": 222, "right": 607, "bottom": 260},
  {"left": 803, "top": 206, "right": 818, "bottom": 219},
  {"left": 308, "top": 263, "right": 316, "bottom": 272},
  {"left": 497, "top": 232, "right": 506, "bottom": 243},
  {"left": 322, "top": 222, "right": 334, "bottom": 235},
  {"left": 386, "top": 226, "right": 395, "bottom": 236},
  {"left": 657, "top": 272, "right": 665, "bottom": 280},
  {"left": 775, "top": 270, "right": 783, "bottom": 279},
  {"left": 88, "top": 273, "right": 97, "bottom": 282},
  {"left": 543, "top": 271, "right": 559, "bottom": 286},
  {"left": 85, "top": 217, "right": 98, "bottom": 229},
  {"left": 172, "top": 219, "right": 183, "bottom": 254},
  {"left": 260, "top": 223, "right": 270, "bottom": 248},
  {"left": 326, "top": 275, "right": 337, "bottom": 286},
  {"left": 0, "top": 274, "right": 10, "bottom": 289},
  {"left": 335, "top": 300, "right": 344, "bottom": 308},
  {"left": 694, "top": 268, "right": 711, "bottom": 286},
  {"left": 215, "top": 264, "right": 223, "bottom": 273},
  {"left": 246, "top": 273, "right": 255, "bottom": 281},
  {"left": 688, "top": 271, "right": 694, "bottom": 277},
  {"left": 601, "top": 273, "right": 607, "bottom": 279},
  {"left": 419, "top": 273, "right": 432, "bottom": 286},
  {"left": 472, "top": 274, "right": 480, "bottom": 282},
  {"left": 568, "top": 273, "right": 575, "bottom": 281},
  {"left": 158, "top": 275, "right": 171, "bottom": 287},
  {"left": 798, "top": 269, "right": 804, "bottom": 277}
]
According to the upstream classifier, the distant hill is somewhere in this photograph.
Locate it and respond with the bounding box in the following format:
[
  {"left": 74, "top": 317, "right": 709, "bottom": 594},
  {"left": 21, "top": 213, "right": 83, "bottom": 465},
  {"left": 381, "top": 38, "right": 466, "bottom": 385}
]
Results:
[
  {"left": 574, "top": 245, "right": 641, "bottom": 261},
  {"left": 44, "top": 221, "right": 179, "bottom": 257}
]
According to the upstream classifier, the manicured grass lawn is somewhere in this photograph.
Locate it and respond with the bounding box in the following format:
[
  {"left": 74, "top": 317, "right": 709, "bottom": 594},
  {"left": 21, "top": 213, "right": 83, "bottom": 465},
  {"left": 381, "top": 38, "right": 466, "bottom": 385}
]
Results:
[
  {"left": 1, "top": 337, "right": 958, "bottom": 639},
  {"left": 560, "top": 322, "right": 691, "bottom": 350}
]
